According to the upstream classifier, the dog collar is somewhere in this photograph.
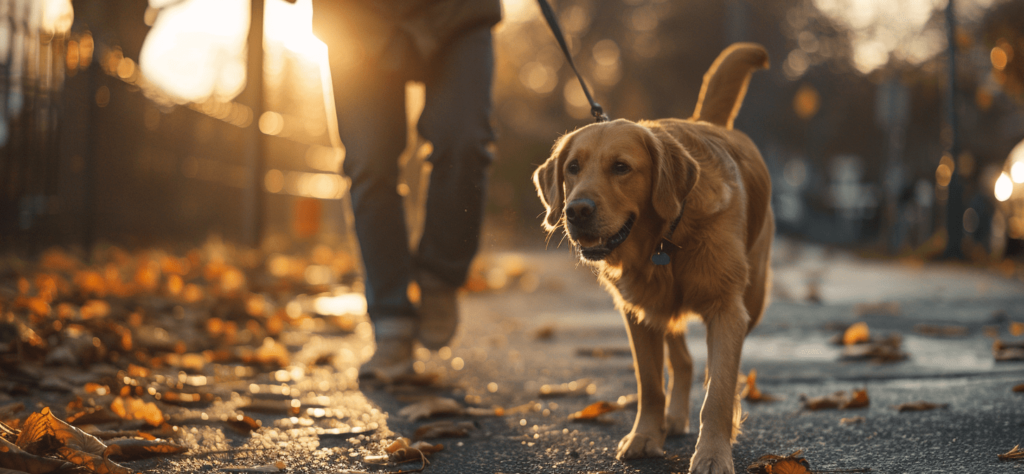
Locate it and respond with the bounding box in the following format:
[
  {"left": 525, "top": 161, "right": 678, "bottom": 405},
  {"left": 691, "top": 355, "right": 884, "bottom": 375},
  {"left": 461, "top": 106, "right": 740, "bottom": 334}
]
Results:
[{"left": 651, "top": 203, "right": 684, "bottom": 266}]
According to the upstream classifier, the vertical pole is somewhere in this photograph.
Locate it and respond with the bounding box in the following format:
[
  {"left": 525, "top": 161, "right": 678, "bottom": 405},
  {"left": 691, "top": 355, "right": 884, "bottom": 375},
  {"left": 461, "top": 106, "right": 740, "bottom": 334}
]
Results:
[
  {"left": 241, "top": 0, "right": 265, "bottom": 248},
  {"left": 943, "top": 0, "right": 964, "bottom": 259}
]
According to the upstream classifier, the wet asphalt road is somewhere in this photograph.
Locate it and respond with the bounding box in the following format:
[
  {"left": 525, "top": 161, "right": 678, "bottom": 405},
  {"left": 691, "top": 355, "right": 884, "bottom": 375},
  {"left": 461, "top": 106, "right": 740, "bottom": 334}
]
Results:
[{"left": 134, "top": 243, "right": 1024, "bottom": 474}]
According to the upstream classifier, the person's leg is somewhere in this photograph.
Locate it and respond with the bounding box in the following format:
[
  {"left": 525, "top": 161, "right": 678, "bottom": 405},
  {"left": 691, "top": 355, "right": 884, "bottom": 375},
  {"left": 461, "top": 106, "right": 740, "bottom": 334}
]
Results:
[
  {"left": 323, "top": 18, "right": 416, "bottom": 374},
  {"left": 414, "top": 26, "right": 496, "bottom": 349}
]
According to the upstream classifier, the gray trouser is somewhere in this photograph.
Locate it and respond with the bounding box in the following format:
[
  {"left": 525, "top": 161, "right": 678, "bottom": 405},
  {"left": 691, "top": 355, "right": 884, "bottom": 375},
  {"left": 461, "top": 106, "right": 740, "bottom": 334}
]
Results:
[{"left": 326, "top": 26, "right": 495, "bottom": 328}]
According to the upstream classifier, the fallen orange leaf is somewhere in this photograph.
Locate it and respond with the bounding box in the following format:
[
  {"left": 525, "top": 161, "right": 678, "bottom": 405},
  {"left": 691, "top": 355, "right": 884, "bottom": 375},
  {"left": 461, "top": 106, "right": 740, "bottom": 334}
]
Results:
[
  {"left": 568, "top": 401, "right": 620, "bottom": 421},
  {"left": 741, "top": 369, "right": 779, "bottom": 403},
  {"left": 892, "top": 401, "right": 948, "bottom": 412},
  {"left": 110, "top": 397, "right": 164, "bottom": 427},
  {"left": 747, "top": 450, "right": 811, "bottom": 474},
  {"left": 842, "top": 322, "right": 870, "bottom": 346},
  {"left": 801, "top": 388, "right": 869, "bottom": 410}
]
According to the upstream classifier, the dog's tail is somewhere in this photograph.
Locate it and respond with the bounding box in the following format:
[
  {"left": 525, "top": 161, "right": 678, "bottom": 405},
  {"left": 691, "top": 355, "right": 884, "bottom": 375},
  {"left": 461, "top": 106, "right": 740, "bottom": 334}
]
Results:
[{"left": 691, "top": 43, "right": 769, "bottom": 130}]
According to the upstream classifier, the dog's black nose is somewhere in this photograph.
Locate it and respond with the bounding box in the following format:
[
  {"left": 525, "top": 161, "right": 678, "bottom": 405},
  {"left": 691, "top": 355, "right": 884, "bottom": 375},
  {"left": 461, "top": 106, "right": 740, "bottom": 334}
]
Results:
[{"left": 565, "top": 198, "right": 595, "bottom": 226}]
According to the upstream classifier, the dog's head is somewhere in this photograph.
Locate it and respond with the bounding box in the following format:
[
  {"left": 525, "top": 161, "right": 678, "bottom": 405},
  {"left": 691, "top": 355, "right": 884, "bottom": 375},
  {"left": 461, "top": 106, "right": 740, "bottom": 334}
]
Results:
[{"left": 533, "top": 119, "right": 699, "bottom": 261}]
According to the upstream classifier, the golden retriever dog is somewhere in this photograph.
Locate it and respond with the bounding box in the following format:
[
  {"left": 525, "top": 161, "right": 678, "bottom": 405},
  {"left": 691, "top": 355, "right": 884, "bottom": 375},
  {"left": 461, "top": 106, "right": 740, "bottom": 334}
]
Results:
[{"left": 533, "top": 43, "right": 773, "bottom": 474}]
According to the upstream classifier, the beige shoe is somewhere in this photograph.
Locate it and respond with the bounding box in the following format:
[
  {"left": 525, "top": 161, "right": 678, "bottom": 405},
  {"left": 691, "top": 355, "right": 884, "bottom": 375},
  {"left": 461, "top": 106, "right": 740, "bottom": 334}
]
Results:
[
  {"left": 417, "top": 271, "right": 459, "bottom": 350},
  {"left": 359, "top": 318, "right": 415, "bottom": 382}
]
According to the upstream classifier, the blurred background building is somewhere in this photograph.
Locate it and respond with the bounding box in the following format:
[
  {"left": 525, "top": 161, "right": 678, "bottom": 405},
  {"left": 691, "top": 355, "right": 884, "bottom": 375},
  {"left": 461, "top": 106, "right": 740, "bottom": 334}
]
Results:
[{"left": 2, "top": 0, "right": 1024, "bottom": 262}]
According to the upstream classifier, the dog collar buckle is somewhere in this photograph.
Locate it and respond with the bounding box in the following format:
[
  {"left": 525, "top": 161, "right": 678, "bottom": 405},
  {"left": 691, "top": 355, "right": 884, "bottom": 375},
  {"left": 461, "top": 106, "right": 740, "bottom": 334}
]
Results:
[
  {"left": 652, "top": 239, "right": 680, "bottom": 266},
  {"left": 652, "top": 207, "right": 684, "bottom": 266}
]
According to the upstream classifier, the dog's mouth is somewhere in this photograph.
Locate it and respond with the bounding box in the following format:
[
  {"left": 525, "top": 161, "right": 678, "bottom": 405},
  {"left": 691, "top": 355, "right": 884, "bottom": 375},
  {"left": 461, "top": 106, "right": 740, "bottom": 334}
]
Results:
[{"left": 574, "top": 214, "right": 636, "bottom": 261}]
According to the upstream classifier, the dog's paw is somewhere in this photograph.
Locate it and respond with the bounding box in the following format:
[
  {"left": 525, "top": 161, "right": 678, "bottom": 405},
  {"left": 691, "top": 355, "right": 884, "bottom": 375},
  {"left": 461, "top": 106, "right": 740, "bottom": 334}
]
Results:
[
  {"left": 688, "top": 442, "right": 734, "bottom": 474},
  {"left": 665, "top": 414, "right": 691, "bottom": 435},
  {"left": 615, "top": 431, "right": 665, "bottom": 460}
]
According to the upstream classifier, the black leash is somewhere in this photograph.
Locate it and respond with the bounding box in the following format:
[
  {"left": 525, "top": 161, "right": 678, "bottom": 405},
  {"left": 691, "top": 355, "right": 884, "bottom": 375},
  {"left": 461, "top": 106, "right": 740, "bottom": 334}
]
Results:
[{"left": 536, "top": 0, "right": 609, "bottom": 123}]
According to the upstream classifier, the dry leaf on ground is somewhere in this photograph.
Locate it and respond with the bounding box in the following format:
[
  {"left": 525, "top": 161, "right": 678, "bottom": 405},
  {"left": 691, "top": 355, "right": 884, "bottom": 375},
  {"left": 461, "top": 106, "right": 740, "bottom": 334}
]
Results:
[
  {"left": 839, "top": 416, "right": 865, "bottom": 425},
  {"left": 104, "top": 438, "right": 187, "bottom": 460},
  {"left": 534, "top": 325, "right": 555, "bottom": 340},
  {"left": 1013, "top": 383, "right": 1024, "bottom": 393},
  {"left": 998, "top": 445, "right": 1024, "bottom": 461},
  {"left": 844, "top": 388, "right": 870, "bottom": 409},
  {"left": 396, "top": 441, "right": 443, "bottom": 460},
  {"left": 223, "top": 415, "right": 261, "bottom": 434},
  {"left": 568, "top": 401, "right": 621, "bottom": 421},
  {"left": 109, "top": 397, "right": 164, "bottom": 427},
  {"left": 382, "top": 437, "right": 443, "bottom": 466},
  {"left": 0, "top": 436, "right": 81, "bottom": 474},
  {"left": 841, "top": 334, "right": 907, "bottom": 363},
  {"left": 66, "top": 407, "right": 122, "bottom": 426},
  {"left": 842, "top": 322, "right": 870, "bottom": 345},
  {"left": 16, "top": 408, "right": 107, "bottom": 456},
  {"left": 57, "top": 446, "right": 132, "bottom": 474},
  {"left": 741, "top": 370, "right": 779, "bottom": 403},
  {"left": 993, "top": 340, "right": 1024, "bottom": 361},
  {"left": 801, "top": 388, "right": 869, "bottom": 410},
  {"left": 397, "top": 398, "right": 464, "bottom": 421},
  {"left": 892, "top": 401, "right": 948, "bottom": 412},
  {"left": 747, "top": 450, "right": 811, "bottom": 474}
]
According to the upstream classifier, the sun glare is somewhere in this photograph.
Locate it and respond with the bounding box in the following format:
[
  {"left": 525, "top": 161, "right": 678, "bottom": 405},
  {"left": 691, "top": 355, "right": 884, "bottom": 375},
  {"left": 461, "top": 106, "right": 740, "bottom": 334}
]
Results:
[
  {"left": 140, "top": 0, "right": 327, "bottom": 104},
  {"left": 41, "top": 0, "right": 74, "bottom": 34},
  {"left": 265, "top": 0, "right": 327, "bottom": 59}
]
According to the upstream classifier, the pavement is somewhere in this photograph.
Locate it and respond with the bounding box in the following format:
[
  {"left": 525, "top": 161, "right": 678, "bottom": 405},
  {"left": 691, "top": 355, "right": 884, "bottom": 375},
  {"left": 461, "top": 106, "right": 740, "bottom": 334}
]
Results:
[{"left": 140, "top": 238, "right": 1024, "bottom": 474}]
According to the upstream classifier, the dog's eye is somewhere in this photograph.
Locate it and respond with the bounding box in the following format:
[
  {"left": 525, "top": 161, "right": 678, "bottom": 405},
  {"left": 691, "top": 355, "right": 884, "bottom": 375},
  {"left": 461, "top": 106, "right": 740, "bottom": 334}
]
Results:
[
  {"left": 566, "top": 160, "right": 580, "bottom": 175},
  {"left": 612, "top": 162, "right": 631, "bottom": 175}
]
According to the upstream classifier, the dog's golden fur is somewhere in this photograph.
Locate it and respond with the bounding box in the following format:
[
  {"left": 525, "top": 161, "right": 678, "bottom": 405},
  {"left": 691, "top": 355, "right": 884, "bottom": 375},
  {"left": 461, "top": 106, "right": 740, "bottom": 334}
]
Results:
[{"left": 533, "top": 43, "right": 773, "bottom": 474}]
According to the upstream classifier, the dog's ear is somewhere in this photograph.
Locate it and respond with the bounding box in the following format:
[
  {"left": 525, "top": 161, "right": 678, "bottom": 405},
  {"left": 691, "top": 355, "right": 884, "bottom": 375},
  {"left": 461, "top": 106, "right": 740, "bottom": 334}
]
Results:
[
  {"left": 643, "top": 126, "right": 699, "bottom": 222},
  {"left": 533, "top": 132, "right": 576, "bottom": 231}
]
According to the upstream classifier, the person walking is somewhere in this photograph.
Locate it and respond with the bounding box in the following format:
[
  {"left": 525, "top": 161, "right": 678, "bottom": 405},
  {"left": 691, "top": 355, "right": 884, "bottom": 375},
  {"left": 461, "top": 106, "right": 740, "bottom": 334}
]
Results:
[{"left": 311, "top": 1, "right": 502, "bottom": 379}]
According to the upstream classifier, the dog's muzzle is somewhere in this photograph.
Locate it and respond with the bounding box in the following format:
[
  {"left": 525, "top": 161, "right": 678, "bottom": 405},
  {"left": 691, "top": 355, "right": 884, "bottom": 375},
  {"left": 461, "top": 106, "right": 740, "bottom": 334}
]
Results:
[{"left": 577, "top": 214, "right": 636, "bottom": 261}]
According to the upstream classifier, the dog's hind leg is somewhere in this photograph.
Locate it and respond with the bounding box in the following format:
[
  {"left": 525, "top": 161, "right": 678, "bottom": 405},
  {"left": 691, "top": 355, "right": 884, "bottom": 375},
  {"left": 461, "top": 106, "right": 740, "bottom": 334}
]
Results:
[
  {"left": 616, "top": 311, "right": 667, "bottom": 460},
  {"left": 665, "top": 330, "right": 693, "bottom": 435},
  {"left": 690, "top": 300, "right": 749, "bottom": 474}
]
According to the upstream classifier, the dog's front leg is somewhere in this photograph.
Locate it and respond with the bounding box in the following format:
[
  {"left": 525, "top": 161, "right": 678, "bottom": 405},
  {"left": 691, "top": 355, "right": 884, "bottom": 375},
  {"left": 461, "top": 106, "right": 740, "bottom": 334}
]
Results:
[
  {"left": 616, "top": 311, "right": 667, "bottom": 460},
  {"left": 665, "top": 331, "right": 693, "bottom": 435},
  {"left": 690, "top": 301, "right": 748, "bottom": 474}
]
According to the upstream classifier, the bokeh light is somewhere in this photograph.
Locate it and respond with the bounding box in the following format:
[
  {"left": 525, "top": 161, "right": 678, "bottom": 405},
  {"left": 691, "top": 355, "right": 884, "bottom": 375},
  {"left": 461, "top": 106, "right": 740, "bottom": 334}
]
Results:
[
  {"left": 936, "top": 154, "right": 955, "bottom": 187},
  {"left": 810, "top": 0, "right": 948, "bottom": 74},
  {"left": 994, "top": 171, "right": 1013, "bottom": 202},
  {"left": 140, "top": 0, "right": 326, "bottom": 104},
  {"left": 1012, "top": 162, "right": 1024, "bottom": 184}
]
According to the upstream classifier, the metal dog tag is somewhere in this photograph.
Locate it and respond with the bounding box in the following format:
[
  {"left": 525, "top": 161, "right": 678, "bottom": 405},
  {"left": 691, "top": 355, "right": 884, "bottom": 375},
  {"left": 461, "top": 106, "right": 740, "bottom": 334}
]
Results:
[{"left": 651, "top": 251, "right": 671, "bottom": 266}]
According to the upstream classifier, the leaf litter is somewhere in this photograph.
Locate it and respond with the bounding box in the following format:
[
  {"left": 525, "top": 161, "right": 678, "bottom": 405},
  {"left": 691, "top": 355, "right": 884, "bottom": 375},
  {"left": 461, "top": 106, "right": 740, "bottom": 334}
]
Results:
[
  {"left": 747, "top": 449, "right": 871, "bottom": 473},
  {"left": 831, "top": 322, "right": 907, "bottom": 363},
  {"left": 993, "top": 339, "right": 1024, "bottom": 361},
  {"left": 998, "top": 445, "right": 1024, "bottom": 462},
  {"left": 891, "top": 401, "right": 948, "bottom": 412},
  {"left": 801, "top": 389, "right": 869, "bottom": 411},
  {"left": 741, "top": 369, "right": 780, "bottom": 403},
  {"left": 0, "top": 242, "right": 400, "bottom": 473}
]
